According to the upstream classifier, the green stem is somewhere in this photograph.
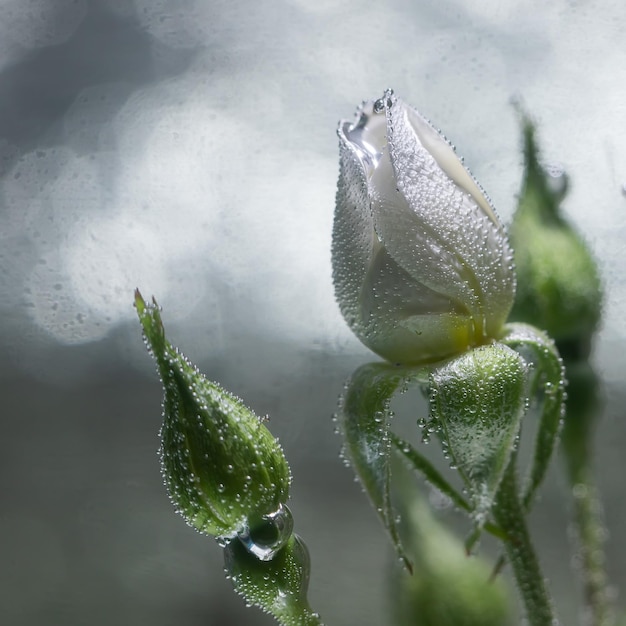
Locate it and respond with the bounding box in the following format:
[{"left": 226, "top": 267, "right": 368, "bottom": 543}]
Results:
[
  {"left": 567, "top": 468, "right": 612, "bottom": 626},
  {"left": 493, "top": 457, "right": 557, "bottom": 626},
  {"left": 560, "top": 361, "right": 613, "bottom": 626},
  {"left": 277, "top": 606, "right": 324, "bottom": 626}
]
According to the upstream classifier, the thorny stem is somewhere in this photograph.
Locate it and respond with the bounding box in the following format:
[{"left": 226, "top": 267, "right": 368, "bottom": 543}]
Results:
[{"left": 493, "top": 456, "right": 557, "bottom": 626}]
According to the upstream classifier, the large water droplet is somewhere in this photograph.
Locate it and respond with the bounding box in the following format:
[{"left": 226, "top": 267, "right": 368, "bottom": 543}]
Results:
[
  {"left": 373, "top": 88, "right": 394, "bottom": 114},
  {"left": 237, "top": 503, "right": 294, "bottom": 561}
]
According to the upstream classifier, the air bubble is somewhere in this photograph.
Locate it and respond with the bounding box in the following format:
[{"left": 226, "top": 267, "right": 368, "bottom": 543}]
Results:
[{"left": 545, "top": 163, "right": 568, "bottom": 200}]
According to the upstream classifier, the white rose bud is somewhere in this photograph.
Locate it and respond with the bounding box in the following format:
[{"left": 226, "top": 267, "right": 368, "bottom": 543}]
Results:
[{"left": 332, "top": 89, "right": 515, "bottom": 365}]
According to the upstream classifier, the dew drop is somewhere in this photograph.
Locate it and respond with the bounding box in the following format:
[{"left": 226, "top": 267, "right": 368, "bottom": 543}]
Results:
[
  {"left": 216, "top": 534, "right": 235, "bottom": 548},
  {"left": 373, "top": 88, "right": 394, "bottom": 114},
  {"left": 237, "top": 503, "right": 294, "bottom": 561}
]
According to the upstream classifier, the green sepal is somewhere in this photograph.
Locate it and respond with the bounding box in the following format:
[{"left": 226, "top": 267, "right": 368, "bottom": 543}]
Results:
[
  {"left": 224, "top": 534, "right": 322, "bottom": 626},
  {"left": 509, "top": 113, "right": 602, "bottom": 360},
  {"left": 390, "top": 431, "right": 471, "bottom": 513},
  {"left": 429, "top": 344, "right": 530, "bottom": 533},
  {"left": 501, "top": 323, "right": 565, "bottom": 511},
  {"left": 391, "top": 433, "right": 508, "bottom": 544},
  {"left": 135, "top": 290, "right": 291, "bottom": 539},
  {"left": 337, "top": 361, "right": 429, "bottom": 572}
]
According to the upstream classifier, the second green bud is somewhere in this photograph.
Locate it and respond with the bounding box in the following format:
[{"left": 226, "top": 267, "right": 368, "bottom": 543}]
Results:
[{"left": 135, "top": 291, "right": 292, "bottom": 554}]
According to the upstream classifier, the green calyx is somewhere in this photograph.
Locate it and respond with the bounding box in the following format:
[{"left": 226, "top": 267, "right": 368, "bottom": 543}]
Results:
[
  {"left": 338, "top": 325, "right": 564, "bottom": 566},
  {"left": 429, "top": 344, "right": 529, "bottom": 531},
  {"left": 135, "top": 290, "right": 291, "bottom": 540},
  {"left": 510, "top": 115, "right": 602, "bottom": 359}
]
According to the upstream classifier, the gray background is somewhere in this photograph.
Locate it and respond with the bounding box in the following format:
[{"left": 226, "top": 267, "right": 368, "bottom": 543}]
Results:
[{"left": 1, "top": 1, "right": 625, "bottom": 624}]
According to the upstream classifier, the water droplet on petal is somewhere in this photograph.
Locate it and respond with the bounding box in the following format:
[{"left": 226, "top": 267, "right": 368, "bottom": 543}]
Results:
[{"left": 373, "top": 88, "right": 395, "bottom": 114}]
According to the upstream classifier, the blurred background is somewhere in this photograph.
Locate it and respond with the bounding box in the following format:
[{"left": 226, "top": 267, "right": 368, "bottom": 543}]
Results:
[{"left": 1, "top": 1, "right": 625, "bottom": 624}]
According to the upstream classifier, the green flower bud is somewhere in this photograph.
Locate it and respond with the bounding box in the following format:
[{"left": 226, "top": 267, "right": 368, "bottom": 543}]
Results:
[
  {"left": 429, "top": 343, "right": 529, "bottom": 529},
  {"left": 509, "top": 115, "right": 602, "bottom": 359},
  {"left": 392, "top": 495, "right": 511, "bottom": 626},
  {"left": 224, "top": 534, "right": 322, "bottom": 626},
  {"left": 135, "top": 290, "right": 291, "bottom": 544}
]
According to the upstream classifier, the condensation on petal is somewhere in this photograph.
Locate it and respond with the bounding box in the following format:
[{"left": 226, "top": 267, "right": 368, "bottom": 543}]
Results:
[
  {"left": 403, "top": 105, "right": 499, "bottom": 226},
  {"left": 368, "top": 137, "right": 482, "bottom": 319},
  {"left": 375, "top": 96, "right": 515, "bottom": 340},
  {"left": 358, "top": 242, "right": 477, "bottom": 364},
  {"left": 332, "top": 135, "right": 375, "bottom": 337}
]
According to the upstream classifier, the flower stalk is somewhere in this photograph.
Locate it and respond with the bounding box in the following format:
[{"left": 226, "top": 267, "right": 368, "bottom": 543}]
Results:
[
  {"left": 561, "top": 363, "right": 613, "bottom": 626},
  {"left": 492, "top": 456, "right": 557, "bottom": 626}
]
